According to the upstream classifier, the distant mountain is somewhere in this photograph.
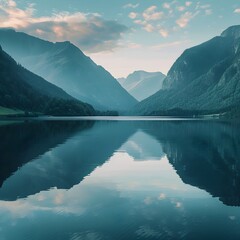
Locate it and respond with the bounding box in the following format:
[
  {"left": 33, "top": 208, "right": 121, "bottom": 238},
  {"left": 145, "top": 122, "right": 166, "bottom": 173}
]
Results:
[
  {"left": 118, "top": 71, "right": 166, "bottom": 101},
  {"left": 0, "top": 45, "right": 95, "bottom": 116},
  {"left": 136, "top": 25, "right": 240, "bottom": 116},
  {"left": 0, "top": 29, "right": 137, "bottom": 111}
]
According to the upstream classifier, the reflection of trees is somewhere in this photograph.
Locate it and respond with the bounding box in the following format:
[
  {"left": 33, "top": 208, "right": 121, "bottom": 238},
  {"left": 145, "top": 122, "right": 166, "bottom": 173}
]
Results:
[
  {"left": 0, "top": 121, "right": 93, "bottom": 188},
  {"left": 144, "top": 121, "right": 240, "bottom": 206},
  {"left": 0, "top": 121, "right": 136, "bottom": 200}
]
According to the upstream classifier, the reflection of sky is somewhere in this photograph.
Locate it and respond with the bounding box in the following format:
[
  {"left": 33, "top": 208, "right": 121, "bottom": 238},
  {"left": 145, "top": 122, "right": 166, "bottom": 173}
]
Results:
[
  {"left": 119, "top": 130, "right": 165, "bottom": 161},
  {"left": 0, "top": 125, "right": 240, "bottom": 239}
]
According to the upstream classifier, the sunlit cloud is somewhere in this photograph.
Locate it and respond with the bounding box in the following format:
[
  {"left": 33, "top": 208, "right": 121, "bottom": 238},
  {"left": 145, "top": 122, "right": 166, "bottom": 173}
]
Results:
[
  {"left": 143, "top": 6, "right": 164, "bottom": 21},
  {"left": 176, "top": 11, "right": 199, "bottom": 28},
  {"left": 0, "top": 0, "right": 129, "bottom": 53},
  {"left": 185, "top": 1, "right": 192, "bottom": 7},
  {"left": 159, "top": 29, "right": 169, "bottom": 38},
  {"left": 123, "top": 3, "right": 139, "bottom": 9},
  {"left": 234, "top": 8, "right": 240, "bottom": 13},
  {"left": 130, "top": 1, "right": 202, "bottom": 37},
  {"left": 144, "top": 23, "right": 155, "bottom": 33},
  {"left": 129, "top": 12, "right": 138, "bottom": 19},
  {"left": 163, "top": 3, "right": 171, "bottom": 9},
  {"left": 177, "top": 6, "right": 186, "bottom": 12}
]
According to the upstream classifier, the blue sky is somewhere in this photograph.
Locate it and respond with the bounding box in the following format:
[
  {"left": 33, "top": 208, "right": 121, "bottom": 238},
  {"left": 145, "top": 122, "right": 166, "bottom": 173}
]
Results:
[{"left": 0, "top": 0, "right": 239, "bottom": 77}]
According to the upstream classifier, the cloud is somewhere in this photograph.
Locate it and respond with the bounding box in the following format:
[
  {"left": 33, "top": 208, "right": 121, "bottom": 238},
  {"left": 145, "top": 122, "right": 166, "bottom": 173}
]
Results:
[
  {"left": 205, "top": 9, "right": 212, "bottom": 15},
  {"left": 144, "top": 24, "right": 155, "bottom": 33},
  {"left": 163, "top": 3, "right": 171, "bottom": 9},
  {"left": 129, "top": 12, "right": 138, "bottom": 19},
  {"left": 123, "top": 3, "right": 139, "bottom": 9},
  {"left": 0, "top": 0, "right": 129, "bottom": 53},
  {"left": 143, "top": 6, "right": 164, "bottom": 21},
  {"left": 177, "top": 6, "right": 186, "bottom": 12},
  {"left": 151, "top": 40, "right": 191, "bottom": 49},
  {"left": 176, "top": 11, "right": 198, "bottom": 28},
  {"left": 185, "top": 2, "right": 192, "bottom": 7},
  {"left": 234, "top": 8, "right": 240, "bottom": 13},
  {"left": 159, "top": 29, "right": 169, "bottom": 38}
]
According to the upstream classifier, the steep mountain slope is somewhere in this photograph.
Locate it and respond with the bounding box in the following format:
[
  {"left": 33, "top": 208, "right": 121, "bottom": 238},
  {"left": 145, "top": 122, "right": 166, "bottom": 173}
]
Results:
[
  {"left": 0, "top": 29, "right": 137, "bottom": 110},
  {"left": 0, "top": 46, "right": 95, "bottom": 116},
  {"left": 136, "top": 25, "right": 240, "bottom": 116},
  {"left": 118, "top": 71, "right": 166, "bottom": 101}
]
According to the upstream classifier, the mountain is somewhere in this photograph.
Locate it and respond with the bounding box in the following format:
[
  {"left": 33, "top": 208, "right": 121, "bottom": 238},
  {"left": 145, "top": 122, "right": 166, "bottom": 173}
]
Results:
[
  {"left": 0, "top": 29, "right": 137, "bottom": 111},
  {"left": 0, "top": 45, "right": 95, "bottom": 116},
  {"left": 135, "top": 25, "right": 240, "bottom": 116},
  {"left": 118, "top": 71, "right": 166, "bottom": 101}
]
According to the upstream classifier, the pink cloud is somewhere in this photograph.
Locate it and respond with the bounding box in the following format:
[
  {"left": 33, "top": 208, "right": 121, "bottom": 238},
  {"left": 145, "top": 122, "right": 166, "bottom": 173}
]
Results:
[{"left": 0, "top": 0, "right": 128, "bottom": 53}]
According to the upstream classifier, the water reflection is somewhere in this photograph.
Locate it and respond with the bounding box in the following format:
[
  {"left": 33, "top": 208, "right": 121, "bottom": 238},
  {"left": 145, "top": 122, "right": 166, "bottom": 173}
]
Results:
[
  {"left": 0, "top": 120, "right": 240, "bottom": 240},
  {"left": 0, "top": 121, "right": 135, "bottom": 200},
  {"left": 143, "top": 121, "right": 240, "bottom": 206}
]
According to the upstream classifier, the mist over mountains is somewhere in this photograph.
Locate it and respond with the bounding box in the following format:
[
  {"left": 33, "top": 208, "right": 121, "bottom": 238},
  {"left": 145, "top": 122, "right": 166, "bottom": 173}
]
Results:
[
  {"left": 0, "top": 25, "right": 239, "bottom": 117},
  {"left": 0, "top": 45, "right": 94, "bottom": 116},
  {"left": 118, "top": 71, "right": 166, "bottom": 101},
  {"left": 0, "top": 29, "right": 137, "bottom": 111}
]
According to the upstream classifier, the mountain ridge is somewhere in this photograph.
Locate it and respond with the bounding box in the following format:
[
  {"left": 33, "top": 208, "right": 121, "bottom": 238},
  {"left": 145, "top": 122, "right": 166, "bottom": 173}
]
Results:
[
  {"left": 0, "top": 28, "right": 137, "bottom": 111},
  {"left": 135, "top": 25, "right": 240, "bottom": 116},
  {"left": 0, "top": 45, "right": 95, "bottom": 116},
  {"left": 118, "top": 70, "right": 166, "bottom": 101}
]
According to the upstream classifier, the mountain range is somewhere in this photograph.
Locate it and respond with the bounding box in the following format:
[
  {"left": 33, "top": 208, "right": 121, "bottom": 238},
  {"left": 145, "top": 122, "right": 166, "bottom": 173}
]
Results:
[
  {"left": 0, "top": 25, "right": 239, "bottom": 117},
  {"left": 0, "top": 29, "right": 137, "bottom": 111},
  {"left": 118, "top": 71, "right": 166, "bottom": 101},
  {"left": 135, "top": 25, "right": 240, "bottom": 117},
  {"left": 0, "top": 45, "right": 94, "bottom": 116}
]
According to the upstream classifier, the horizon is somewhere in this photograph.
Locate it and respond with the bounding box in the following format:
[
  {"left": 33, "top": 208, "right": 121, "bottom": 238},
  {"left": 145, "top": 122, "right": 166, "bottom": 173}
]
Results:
[{"left": 0, "top": 0, "right": 239, "bottom": 78}]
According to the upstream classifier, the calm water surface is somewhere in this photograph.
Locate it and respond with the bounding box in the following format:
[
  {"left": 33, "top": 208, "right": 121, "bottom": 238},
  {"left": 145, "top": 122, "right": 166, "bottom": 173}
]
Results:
[{"left": 0, "top": 119, "right": 240, "bottom": 240}]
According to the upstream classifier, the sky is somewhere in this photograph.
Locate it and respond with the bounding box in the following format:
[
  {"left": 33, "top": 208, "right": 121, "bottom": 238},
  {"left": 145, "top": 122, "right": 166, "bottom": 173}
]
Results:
[{"left": 0, "top": 0, "right": 239, "bottom": 78}]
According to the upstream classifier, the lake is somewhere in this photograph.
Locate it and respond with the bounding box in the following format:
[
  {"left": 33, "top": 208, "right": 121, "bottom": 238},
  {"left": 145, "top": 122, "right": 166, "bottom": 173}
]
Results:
[{"left": 0, "top": 118, "right": 240, "bottom": 240}]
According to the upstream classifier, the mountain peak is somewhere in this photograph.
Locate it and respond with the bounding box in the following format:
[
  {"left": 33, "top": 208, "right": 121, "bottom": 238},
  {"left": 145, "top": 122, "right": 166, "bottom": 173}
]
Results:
[
  {"left": 221, "top": 25, "right": 240, "bottom": 39},
  {"left": 55, "top": 41, "right": 71, "bottom": 46}
]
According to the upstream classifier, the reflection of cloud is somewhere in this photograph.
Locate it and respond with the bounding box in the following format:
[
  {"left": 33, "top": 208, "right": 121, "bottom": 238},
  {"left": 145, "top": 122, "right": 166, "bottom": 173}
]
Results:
[
  {"left": 0, "top": 0, "right": 128, "bottom": 53},
  {"left": 175, "top": 202, "right": 182, "bottom": 208},
  {"left": 144, "top": 197, "right": 153, "bottom": 205},
  {"left": 136, "top": 226, "right": 161, "bottom": 238},
  {"left": 158, "top": 193, "right": 166, "bottom": 200}
]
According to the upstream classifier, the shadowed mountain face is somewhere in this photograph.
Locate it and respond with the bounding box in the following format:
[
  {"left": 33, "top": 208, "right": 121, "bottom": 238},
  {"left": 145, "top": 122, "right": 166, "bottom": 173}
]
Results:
[
  {"left": 0, "top": 29, "right": 137, "bottom": 111},
  {"left": 0, "top": 121, "right": 136, "bottom": 200},
  {"left": 0, "top": 46, "right": 95, "bottom": 116},
  {"left": 136, "top": 25, "right": 240, "bottom": 116},
  {"left": 143, "top": 121, "right": 240, "bottom": 206},
  {"left": 118, "top": 71, "right": 166, "bottom": 101}
]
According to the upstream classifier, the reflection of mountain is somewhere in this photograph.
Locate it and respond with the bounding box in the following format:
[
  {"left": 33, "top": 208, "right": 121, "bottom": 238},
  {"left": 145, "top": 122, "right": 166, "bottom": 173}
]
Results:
[
  {"left": 1, "top": 120, "right": 240, "bottom": 206},
  {"left": 0, "top": 121, "right": 93, "bottom": 189},
  {"left": 0, "top": 121, "right": 136, "bottom": 200},
  {"left": 119, "top": 130, "right": 164, "bottom": 161},
  {"left": 144, "top": 121, "right": 240, "bottom": 206}
]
